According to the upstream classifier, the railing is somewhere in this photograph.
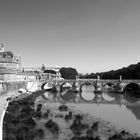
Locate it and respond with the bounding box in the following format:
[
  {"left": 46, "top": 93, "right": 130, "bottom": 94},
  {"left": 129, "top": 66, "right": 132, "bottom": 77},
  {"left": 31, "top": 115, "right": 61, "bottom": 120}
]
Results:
[{"left": 40, "top": 79, "right": 140, "bottom": 83}]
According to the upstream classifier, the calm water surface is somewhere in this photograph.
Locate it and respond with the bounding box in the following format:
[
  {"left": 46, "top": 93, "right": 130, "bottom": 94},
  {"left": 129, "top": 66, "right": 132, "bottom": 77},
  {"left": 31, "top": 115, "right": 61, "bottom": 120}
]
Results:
[{"left": 40, "top": 85, "right": 140, "bottom": 136}]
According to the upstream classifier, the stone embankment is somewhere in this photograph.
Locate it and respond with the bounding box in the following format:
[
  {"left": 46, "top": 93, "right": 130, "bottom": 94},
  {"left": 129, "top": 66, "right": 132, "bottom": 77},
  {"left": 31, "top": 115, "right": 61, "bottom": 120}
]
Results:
[
  {"left": 0, "top": 79, "right": 39, "bottom": 140},
  {"left": 0, "top": 92, "right": 17, "bottom": 140}
]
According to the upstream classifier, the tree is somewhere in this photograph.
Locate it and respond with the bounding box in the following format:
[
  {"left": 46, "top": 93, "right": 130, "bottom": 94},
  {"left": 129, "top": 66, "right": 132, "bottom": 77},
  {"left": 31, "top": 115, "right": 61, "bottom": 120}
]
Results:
[
  {"left": 59, "top": 67, "right": 78, "bottom": 79},
  {"left": 80, "top": 62, "right": 140, "bottom": 79},
  {"left": 41, "top": 64, "right": 46, "bottom": 72}
]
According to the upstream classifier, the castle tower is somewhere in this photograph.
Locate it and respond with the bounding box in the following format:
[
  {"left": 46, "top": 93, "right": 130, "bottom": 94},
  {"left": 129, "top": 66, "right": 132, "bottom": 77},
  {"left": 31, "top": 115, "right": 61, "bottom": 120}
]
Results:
[
  {"left": 0, "top": 44, "right": 5, "bottom": 52},
  {"left": 0, "top": 45, "right": 21, "bottom": 80}
]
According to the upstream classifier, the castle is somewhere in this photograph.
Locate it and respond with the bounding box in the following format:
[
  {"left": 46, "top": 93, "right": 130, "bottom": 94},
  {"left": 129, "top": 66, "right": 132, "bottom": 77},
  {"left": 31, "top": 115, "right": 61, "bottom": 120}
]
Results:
[{"left": 0, "top": 44, "right": 21, "bottom": 80}]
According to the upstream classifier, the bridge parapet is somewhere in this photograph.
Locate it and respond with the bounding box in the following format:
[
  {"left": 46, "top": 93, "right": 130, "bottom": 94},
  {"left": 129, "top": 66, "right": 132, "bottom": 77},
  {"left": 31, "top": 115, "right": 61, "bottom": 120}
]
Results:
[
  {"left": 39, "top": 79, "right": 140, "bottom": 92},
  {"left": 100, "top": 79, "right": 119, "bottom": 83},
  {"left": 120, "top": 80, "right": 140, "bottom": 83}
]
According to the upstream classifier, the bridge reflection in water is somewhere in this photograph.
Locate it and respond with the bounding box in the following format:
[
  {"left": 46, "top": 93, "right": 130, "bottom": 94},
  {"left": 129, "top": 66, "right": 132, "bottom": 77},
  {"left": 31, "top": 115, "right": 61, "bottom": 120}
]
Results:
[
  {"left": 36, "top": 85, "right": 140, "bottom": 136},
  {"left": 41, "top": 88, "right": 140, "bottom": 105}
]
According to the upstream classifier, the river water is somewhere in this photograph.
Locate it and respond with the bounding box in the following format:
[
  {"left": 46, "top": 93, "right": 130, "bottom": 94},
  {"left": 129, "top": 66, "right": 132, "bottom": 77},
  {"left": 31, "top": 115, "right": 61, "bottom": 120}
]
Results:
[{"left": 41, "top": 85, "right": 140, "bottom": 136}]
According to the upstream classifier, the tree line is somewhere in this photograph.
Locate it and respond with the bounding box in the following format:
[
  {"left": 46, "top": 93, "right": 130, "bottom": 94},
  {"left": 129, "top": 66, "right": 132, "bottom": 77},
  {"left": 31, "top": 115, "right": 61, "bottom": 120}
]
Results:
[
  {"left": 41, "top": 62, "right": 140, "bottom": 79},
  {"left": 40, "top": 65, "right": 78, "bottom": 79},
  {"left": 79, "top": 62, "right": 140, "bottom": 79}
]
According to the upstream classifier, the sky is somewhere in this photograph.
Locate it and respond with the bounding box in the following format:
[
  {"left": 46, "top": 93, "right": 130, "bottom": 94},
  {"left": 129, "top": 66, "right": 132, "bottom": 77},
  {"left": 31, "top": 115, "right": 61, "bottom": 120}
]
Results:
[{"left": 0, "top": 0, "right": 140, "bottom": 73}]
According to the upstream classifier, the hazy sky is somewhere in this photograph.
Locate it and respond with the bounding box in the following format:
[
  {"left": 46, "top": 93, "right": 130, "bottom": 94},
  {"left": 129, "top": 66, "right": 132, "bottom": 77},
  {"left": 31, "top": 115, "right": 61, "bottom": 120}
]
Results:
[{"left": 0, "top": 0, "right": 140, "bottom": 73}]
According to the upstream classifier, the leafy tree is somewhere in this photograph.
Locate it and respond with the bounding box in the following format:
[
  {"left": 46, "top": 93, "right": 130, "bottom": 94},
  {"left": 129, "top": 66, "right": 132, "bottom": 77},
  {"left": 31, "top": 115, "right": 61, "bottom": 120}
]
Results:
[
  {"left": 59, "top": 67, "right": 78, "bottom": 79},
  {"left": 41, "top": 64, "right": 46, "bottom": 71}
]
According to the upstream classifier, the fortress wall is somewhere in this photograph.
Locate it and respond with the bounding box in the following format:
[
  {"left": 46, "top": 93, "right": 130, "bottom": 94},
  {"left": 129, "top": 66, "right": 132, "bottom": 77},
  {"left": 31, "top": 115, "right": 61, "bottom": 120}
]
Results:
[{"left": 0, "top": 81, "right": 27, "bottom": 96}]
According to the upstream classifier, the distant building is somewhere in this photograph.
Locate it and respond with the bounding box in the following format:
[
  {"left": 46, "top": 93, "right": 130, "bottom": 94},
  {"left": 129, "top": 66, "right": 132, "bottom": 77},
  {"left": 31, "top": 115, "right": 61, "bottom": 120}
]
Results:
[
  {"left": 0, "top": 45, "right": 21, "bottom": 80},
  {"left": 40, "top": 65, "right": 62, "bottom": 80}
]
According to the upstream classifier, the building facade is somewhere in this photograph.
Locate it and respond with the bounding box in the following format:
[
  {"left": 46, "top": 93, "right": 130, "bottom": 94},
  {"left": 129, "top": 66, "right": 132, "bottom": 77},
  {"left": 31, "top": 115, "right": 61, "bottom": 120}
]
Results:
[{"left": 0, "top": 45, "right": 21, "bottom": 80}]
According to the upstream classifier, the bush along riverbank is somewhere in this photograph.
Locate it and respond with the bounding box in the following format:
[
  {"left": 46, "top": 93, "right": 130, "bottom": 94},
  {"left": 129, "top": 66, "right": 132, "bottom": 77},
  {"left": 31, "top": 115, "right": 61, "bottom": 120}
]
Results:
[{"left": 3, "top": 90, "right": 140, "bottom": 140}]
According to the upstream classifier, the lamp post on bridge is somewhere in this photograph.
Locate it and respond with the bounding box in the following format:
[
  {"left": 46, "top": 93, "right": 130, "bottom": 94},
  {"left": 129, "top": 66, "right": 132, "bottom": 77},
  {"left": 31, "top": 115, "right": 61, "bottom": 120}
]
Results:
[
  {"left": 120, "top": 75, "right": 122, "bottom": 81},
  {"left": 119, "top": 75, "right": 122, "bottom": 82},
  {"left": 97, "top": 76, "right": 100, "bottom": 81},
  {"left": 76, "top": 75, "right": 79, "bottom": 80},
  {"left": 118, "top": 75, "right": 124, "bottom": 92}
]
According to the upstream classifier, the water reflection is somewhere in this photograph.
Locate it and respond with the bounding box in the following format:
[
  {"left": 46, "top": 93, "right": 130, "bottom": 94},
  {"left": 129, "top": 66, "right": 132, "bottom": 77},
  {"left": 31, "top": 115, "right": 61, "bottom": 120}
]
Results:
[
  {"left": 60, "top": 90, "right": 77, "bottom": 101},
  {"left": 124, "top": 93, "right": 139, "bottom": 103},
  {"left": 81, "top": 84, "right": 95, "bottom": 92},
  {"left": 43, "top": 92, "right": 54, "bottom": 100},
  {"left": 94, "top": 94, "right": 103, "bottom": 104},
  {"left": 42, "top": 85, "right": 140, "bottom": 105},
  {"left": 75, "top": 103, "right": 140, "bottom": 135},
  {"left": 35, "top": 85, "right": 140, "bottom": 136},
  {"left": 36, "top": 90, "right": 140, "bottom": 136},
  {"left": 42, "top": 82, "right": 53, "bottom": 90},
  {"left": 126, "top": 105, "right": 140, "bottom": 120},
  {"left": 102, "top": 93, "right": 115, "bottom": 101},
  {"left": 80, "top": 91, "right": 95, "bottom": 101},
  {"left": 80, "top": 85, "right": 95, "bottom": 101}
]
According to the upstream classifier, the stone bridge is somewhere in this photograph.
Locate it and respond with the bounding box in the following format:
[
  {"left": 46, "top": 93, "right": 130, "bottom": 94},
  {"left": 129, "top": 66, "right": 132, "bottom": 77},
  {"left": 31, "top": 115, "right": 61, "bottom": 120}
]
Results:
[{"left": 40, "top": 79, "right": 140, "bottom": 93}]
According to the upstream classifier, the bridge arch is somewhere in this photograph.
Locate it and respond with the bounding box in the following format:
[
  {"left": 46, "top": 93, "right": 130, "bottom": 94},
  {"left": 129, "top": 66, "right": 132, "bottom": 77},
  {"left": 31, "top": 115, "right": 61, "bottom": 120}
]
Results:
[
  {"left": 123, "top": 83, "right": 140, "bottom": 97},
  {"left": 79, "top": 82, "right": 95, "bottom": 92},
  {"left": 41, "top": 82, "right": 53, "bottom": 90},
  {"left": 80, "top": 91, "right": 95, "bottom": 102},
  {"left": 60, "top": 82, "right": 73, "bottom": 92},
  {"left": 102, "top": 93, "right": 116, "bottom": 102},
  {"left": 102, "top": 82, "right": 117, "bottom": 89}
]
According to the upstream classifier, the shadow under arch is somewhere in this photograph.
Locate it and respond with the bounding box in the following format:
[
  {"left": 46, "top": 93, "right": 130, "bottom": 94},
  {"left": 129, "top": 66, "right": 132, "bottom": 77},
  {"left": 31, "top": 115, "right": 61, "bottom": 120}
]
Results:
[
  {"left": 41, "top": 82, "right": 48, "bottom": 90},
  {"left": 124, "top": 83, "right": 140, "bottom": 97},
  {"left": 103, "top": 82, "right": 117, "bottom": 89}
]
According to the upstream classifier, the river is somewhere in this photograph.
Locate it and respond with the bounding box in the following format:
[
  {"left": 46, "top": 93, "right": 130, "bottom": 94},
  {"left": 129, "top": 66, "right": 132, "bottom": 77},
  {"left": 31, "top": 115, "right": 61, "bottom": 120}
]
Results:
[
  {"left": 41, "top": 84, "right": 140, "bottom": 136},
  {"left": 2, "top": 84, "right": 140, "bottom": 140}
]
